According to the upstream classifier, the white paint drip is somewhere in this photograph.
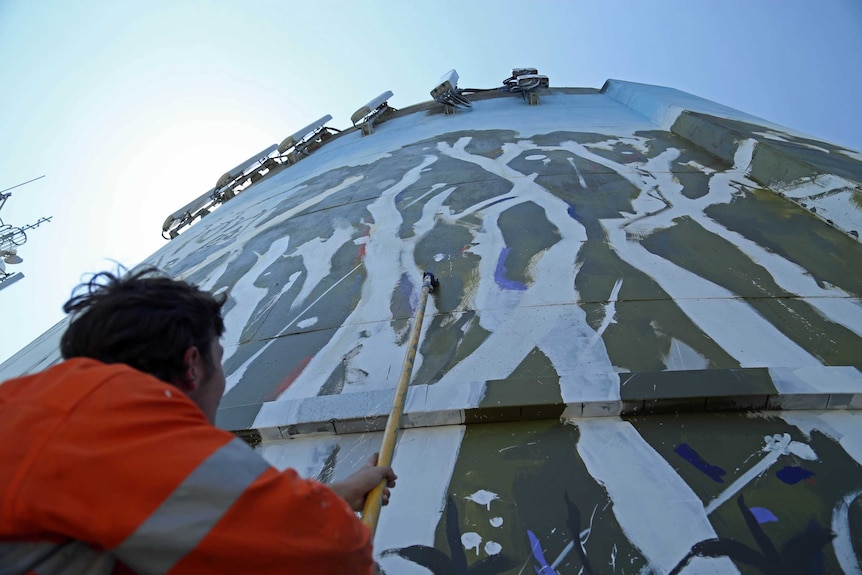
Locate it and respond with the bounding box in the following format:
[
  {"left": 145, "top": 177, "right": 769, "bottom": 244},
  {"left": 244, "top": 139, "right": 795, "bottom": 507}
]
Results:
[
  {"left": 461, "top": 532, "right": 482, "bottom": 556},
  {"left": 465, "top": 489, "right": 499, "bottom": 511},
  {"left": 485, "top": 541, "right": 502, "bottom": 556},
  {"left": 490, "top": 517, "right": 503, "bottom": 528}
]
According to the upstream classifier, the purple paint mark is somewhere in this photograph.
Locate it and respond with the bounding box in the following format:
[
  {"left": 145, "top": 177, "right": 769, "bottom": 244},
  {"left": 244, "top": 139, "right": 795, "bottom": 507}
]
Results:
[
  {"left": 527, "top": 530, "right": 554, "bottom": 575},
  {"left": 750, "top": 507, "right": 779, "bottom": 524},
  {"left": 776, "top": 466, "right": 815, "bottom": 485},
  {"left": 395, "top": 274, "right": 418, "bottom": 311},
  {"left": 675, "top": 443, "right": 726, "bottom": 483},
  {"left": 494, "top": 247, "right": 527, "bottom": 291}
]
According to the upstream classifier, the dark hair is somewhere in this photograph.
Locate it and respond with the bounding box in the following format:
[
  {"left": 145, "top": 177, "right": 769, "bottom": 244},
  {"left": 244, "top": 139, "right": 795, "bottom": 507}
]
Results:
[{"left": 60, "top": 267, "right": 226, "bottom": 384}]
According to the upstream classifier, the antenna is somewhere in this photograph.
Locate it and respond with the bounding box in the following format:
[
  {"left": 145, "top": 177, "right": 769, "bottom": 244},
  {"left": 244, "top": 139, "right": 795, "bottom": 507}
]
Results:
[{"left": 0, "top": 176, "right": 51, "bottom": 291}]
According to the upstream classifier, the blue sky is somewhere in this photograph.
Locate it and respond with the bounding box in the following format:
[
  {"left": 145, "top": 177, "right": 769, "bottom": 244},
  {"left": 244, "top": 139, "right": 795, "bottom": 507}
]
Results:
[{"left": 1, "top": 0, "right": 861, "bottom": 364}]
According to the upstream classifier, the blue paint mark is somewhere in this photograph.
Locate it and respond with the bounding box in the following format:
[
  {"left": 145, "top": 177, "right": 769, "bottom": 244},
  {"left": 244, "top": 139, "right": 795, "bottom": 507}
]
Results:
[
  {"left": 750, "top": 507, "right": 779, "bottom": 524},
  {"left": 393, "top": 273, "right": 416, "bottom": 313},
  {"left": 484, "top": 195, "right": 516, "bottom": 210},
  {"left": 527, "top": 530, "right": 554, "bottom": 575},
  {"left": 776, "top": 466, "right": 815, "bottom": 485},
  {"left": 674, "top": 443, "right": 726, "bottom": 483},
  {"left": 494, "top": 247, "right": 527, "bottom": 291},
  {"left": 567, "top": 204, "right": 578, "bottom": 220}
]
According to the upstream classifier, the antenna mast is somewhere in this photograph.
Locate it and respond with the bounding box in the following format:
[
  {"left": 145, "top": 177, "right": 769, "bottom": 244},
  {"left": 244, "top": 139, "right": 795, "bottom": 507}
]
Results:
[{"left": 0, "top": 176, "right": 51, "bottom": 292}]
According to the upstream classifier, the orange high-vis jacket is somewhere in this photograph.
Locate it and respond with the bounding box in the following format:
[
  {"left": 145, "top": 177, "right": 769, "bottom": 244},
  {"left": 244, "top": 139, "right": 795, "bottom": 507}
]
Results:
[{"left": 0, "top": 358, "right": 374, "bottom": 574}]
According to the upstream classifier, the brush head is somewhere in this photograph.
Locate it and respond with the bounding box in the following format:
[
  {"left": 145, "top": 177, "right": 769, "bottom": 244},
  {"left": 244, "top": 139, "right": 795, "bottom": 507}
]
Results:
[{"left": 422, "top": 272, "right": 440, "bottom": 292}]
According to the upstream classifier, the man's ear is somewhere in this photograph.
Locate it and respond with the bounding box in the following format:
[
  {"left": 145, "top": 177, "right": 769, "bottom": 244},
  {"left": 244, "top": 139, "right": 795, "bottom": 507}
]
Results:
[{"left": 175, "top": 346, "right": 203, "bottom": 392}]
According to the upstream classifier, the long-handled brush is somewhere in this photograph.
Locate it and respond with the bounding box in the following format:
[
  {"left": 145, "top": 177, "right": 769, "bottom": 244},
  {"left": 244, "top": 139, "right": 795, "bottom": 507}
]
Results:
[{"left": 361, "top": 271, "right": 439, "bottom": 535}]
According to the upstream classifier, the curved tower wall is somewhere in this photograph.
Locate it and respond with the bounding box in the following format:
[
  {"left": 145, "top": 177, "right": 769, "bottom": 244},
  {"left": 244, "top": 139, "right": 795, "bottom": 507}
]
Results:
[{"left": 3, "top": 80, "right": 862, "bottom": 573}]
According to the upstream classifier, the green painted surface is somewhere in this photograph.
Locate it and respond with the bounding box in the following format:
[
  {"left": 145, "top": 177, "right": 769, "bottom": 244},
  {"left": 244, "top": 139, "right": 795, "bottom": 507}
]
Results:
[
  {"left": 479, "top": 347, "right": 563, "bottom": 412},
  {"left": 628, "top": 412, "right": 862, "bottom": 574},
  {"left": 643, "top": 215, "right": 862, "bottom": 367},
  {"left": 705, "top": 189, "right": 862, "bottom": 295},
  {"left": 497, "top": 201, "right": 561, "bottom": 288},
  {"left": 576, "top": 238, "right": 741, "bottom": 371},
  {"left": 431, "top": 420, "right": 646, "bottom": 575}
]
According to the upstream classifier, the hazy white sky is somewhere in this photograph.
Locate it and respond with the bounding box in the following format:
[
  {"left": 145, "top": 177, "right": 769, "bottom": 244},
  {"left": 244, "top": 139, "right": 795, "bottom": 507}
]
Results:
[{"left": 1, "top": 0, "right": 861, "bottom": 364}]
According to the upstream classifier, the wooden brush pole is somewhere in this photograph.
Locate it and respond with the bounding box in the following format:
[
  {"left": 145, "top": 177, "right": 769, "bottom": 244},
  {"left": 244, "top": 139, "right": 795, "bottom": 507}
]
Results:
[{"left": 361, "top": 272, "right": 437, "bottom": 535}]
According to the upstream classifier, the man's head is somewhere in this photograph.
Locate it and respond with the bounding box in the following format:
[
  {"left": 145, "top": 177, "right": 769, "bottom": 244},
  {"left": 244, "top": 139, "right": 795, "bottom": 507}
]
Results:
[{"left": 61, "top": 267, "right": 227, "bottom": 422}]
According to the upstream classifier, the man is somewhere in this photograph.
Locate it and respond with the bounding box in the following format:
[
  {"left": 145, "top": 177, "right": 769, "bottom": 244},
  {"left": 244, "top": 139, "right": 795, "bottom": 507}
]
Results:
[{"left": 0, "top": 268, "right": 396, "bottom": 574}]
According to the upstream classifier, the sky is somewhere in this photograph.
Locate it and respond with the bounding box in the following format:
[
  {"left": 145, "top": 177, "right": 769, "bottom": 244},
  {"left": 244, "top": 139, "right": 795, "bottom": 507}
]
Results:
[{"left": 1, "top": 0, "right": 861, "bottom": 365}]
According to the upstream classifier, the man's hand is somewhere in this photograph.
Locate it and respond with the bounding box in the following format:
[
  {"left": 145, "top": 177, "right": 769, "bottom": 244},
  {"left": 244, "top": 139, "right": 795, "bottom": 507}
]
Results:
[{"left": 329, "top": 453, "right": 397, "bottom": 512}]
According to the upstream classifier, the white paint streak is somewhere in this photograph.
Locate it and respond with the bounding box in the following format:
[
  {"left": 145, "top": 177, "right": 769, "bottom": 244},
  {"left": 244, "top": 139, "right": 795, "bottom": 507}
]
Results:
[
  {"left": 781, "top": 411, "right": 862, "bottom": 467},
  {"left": 832, "top": 490, "right": 862, "bottom": 575},
  {"left": 603, "top": 220, "right": 822, "bottom": 368},
  {"left": 296, "top": 317, "right": 318, "bottom": 329},
  {"left": 220, "top": 233, "right": 291, "bottom": 346},
  {"left": 567, "top": 157, "right": 587, "bottom": 187},
  {"left": 704, "top": 434, "right": 791, "bottom": 515},
  {"left": 374, "top": 426, "right": 466, "bottom": 575},
  {"left": 436, "top": 137, "right": 617, "bottom": 406},
  {"left": 573, "top": 418, "right": 737, "bottom": 574},
  {"left": 234, "top": 262, "right": 362, "bottom": 398}
]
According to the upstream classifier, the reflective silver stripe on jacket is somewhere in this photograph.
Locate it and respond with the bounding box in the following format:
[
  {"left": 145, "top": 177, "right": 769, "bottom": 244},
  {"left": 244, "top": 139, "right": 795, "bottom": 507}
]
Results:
[
  {"left": 0, "top": 540, "right": 114, "bottom": 575},
  {"left": 112, "top": 436, "right": 271, "bottom": 574}
]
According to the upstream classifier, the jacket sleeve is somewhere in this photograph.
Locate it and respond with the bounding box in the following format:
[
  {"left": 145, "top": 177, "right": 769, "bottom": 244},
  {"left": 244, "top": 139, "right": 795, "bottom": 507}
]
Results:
[{"left": 13, "top": 364, "right": 373, "bottom": 575}]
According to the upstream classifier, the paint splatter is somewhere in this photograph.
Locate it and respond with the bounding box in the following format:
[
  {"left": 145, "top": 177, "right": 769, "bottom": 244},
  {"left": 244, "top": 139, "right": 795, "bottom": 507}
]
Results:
[
  {"left": 461, "top": 532, "right": 482, "bottom": 556},
  {"left": 490, "top": 517, "right": 504, "bottom": 528},
  {"left": 296, "top": 317, "right": 318, "bottom": 329},
  {"left": 749, "top": 507, "right": 778, "bottom": 524},
  {"left": 465, "top": 489, "right": 500, "bottom": 510},
  {"left": 675, "top": 443, "right": 727, "bottom": 483},
  {"left": 493, "top": 248, "right": 527, "bottom": 291},
  {"left": 485, "top": 541, "right": 502, "bottom": 555},
  {"left": 776, "top": 466, "right": 815, "bottom": 485},
  {"left": 525, "top": 155, "right": 547, "bottom": 161},
  {"left": 434, "top": 253, "right": 445, "bottom": 262}
]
